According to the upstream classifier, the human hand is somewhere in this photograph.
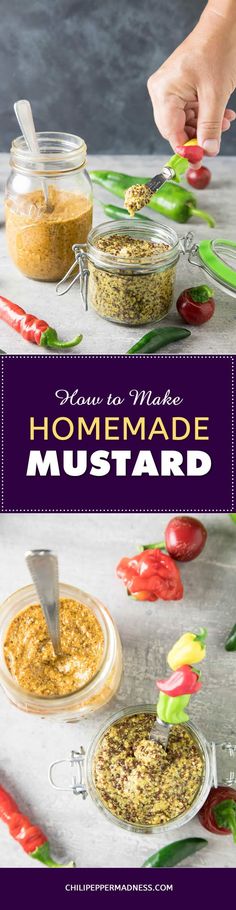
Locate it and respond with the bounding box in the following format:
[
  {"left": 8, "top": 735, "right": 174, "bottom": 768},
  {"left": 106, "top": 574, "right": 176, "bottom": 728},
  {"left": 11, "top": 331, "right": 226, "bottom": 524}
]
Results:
[{"left": 147, "top": 6, "right": 236, "bottom": 155}]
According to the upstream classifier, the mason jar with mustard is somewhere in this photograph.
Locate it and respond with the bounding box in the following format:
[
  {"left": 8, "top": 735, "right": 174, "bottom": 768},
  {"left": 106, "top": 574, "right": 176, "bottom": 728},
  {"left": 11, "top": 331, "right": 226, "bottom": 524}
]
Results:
[
  {"left": 5, "top": 132, "right": 93, "bottom": 282},
  {"left": 0, "top": 579, "right": 122, "bottom": 721}
]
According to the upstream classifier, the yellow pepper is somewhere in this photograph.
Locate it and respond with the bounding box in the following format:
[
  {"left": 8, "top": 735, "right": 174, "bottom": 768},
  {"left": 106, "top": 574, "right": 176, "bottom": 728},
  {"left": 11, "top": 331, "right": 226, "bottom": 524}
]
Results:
[{"left": 167, "top": 628, "right": 207, "bottom": 671}]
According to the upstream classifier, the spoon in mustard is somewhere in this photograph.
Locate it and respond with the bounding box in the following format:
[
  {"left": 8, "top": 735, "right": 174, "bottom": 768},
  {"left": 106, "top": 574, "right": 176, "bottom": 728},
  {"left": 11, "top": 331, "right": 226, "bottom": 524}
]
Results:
[
  {"left": 14, "top": 100, "right": 53, "bottom": 212},
  {"left": 25, "top": 549, "right": 61, "bottom": 655}
]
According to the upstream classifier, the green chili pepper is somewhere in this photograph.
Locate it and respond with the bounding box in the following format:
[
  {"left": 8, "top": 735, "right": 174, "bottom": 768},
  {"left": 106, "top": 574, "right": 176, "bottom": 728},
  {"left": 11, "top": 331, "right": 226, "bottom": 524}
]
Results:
[
  {"left": 100, "top": 202, "right": 153, "bottom": 223},
  {"left": 225, "top": 623, "right": 236, "bottom": 651},
  {"left": 127, "top": 326, "right": 191, "bottom": 355},
  {"left": 90, "top": 170, "right": 215, "bottom": 227},
  {"left": 142, "top": 837, "right": 208, "bottom": 868},
  {"left": 157, "top": 691, "right": 191, "bottom": 724}
]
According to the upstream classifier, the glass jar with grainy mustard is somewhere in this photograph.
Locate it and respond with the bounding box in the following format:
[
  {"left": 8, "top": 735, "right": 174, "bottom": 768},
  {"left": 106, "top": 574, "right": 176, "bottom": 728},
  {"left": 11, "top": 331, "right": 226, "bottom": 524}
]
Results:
[
  {"left": 0, "top": 583, "right": 122, "bottom": 720},
  {"left": 5, "top": 132, "right": 93, "bottom": 281},
  {"left": 57, "top": 220, "right": 180, "bottom": 325},
  {"left": 49, "top": 704, "right": 236, "bottom": 835}
]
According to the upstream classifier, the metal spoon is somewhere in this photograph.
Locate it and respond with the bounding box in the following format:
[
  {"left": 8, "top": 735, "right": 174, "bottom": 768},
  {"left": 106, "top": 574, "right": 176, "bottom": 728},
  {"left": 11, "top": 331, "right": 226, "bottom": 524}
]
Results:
[
  {"left": 25, "top": 549, "right": 61, "bottom": 655},
  {"left": 14, "top": 100, "right": 53, "bottom": 212},
  {"left": 145, "top": 165, "right": 176, "bottom": 196}
]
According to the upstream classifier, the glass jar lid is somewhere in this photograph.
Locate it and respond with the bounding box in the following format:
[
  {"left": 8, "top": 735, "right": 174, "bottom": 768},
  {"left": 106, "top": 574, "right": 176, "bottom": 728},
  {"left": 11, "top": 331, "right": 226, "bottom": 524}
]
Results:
[{"left": 188, "top": 238, "right": 236, "bottom": 296}]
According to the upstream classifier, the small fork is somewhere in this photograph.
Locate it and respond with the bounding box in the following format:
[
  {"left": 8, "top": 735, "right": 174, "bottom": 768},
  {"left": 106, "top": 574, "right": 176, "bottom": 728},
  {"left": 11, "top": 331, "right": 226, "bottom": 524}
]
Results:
[{"left": 149, "top": 717, "right": 170, "bottom": 750}]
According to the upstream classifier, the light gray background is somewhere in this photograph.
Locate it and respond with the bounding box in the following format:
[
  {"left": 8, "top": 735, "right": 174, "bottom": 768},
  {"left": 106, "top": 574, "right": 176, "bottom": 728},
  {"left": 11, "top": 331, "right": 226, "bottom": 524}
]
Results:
[
  {"left": 0, "top": 512, "right": 236, "bottom": 868},
  {"left": 0, "top": 0, "right": 235, "bottom": 153}
]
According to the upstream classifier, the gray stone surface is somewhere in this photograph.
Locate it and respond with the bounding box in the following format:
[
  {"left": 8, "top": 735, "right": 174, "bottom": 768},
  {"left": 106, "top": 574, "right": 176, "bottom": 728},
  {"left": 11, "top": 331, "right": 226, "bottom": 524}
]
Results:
[
  {"left": 0, "top": 0, "right": 235, "bottom": 154},
  {"left": 0, "top": 154, "right": 236, "bottom": 355},
  {"left": 0, "top": 512, "right": 236, "bottom": 867}
]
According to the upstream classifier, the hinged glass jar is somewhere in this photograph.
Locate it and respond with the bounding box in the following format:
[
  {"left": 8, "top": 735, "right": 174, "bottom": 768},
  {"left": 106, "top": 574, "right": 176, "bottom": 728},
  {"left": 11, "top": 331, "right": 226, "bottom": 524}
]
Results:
[
  {"left": 49, "top": 704, "right": 236, "bottom": 835},
  {"left": 0, "top": 583, "right": 122, "bottom": 721},
  {"left": 56, "top": 223, "right": 236, "bottom": 325},
  {"left": 5, "top": 132, "right": 93, "bottom": 281},
  {"left": 57, "top": 220, "right": 180, "bottom": 325}
]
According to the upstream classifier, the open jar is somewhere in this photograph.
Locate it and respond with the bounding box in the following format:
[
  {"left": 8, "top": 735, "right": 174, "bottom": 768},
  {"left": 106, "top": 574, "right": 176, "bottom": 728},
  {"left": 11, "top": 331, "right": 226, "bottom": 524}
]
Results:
[
  {"left": 5, "top": 132, "right": 93, "bottom": 281},
  {"left": 49, "top": 704, "right": 236, "bottom": 835},
  {"left": 56, "top": 220, "right": 180, "bottom": 325},
  {"left": 57, "top": 225, "right": 236, "bottom": 326},
  {"left": 0, "top": 582, "right": 122, "bottom": 721}
]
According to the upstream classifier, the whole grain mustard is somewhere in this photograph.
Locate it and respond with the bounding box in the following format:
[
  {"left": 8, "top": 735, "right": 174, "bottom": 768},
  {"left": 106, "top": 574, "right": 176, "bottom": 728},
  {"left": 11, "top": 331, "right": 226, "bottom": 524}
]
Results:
[
  {"left": 93, "top": 713, "right": 203, "bottom": 826},
  {"left": 89, "top": 233, "right": 175, "bottom": 325}
]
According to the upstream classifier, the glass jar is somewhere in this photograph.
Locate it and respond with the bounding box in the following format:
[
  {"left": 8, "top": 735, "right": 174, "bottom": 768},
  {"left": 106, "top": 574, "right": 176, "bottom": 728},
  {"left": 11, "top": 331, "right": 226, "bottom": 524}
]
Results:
[
  {"left": 56, "top": 220, "right": 180, "bottom": 325},
  {"left": 49, "top": 704, "right": 236, "bottom": 835},
  {"left": 57, "top": 229, "right": 236, "bottom": 323},
  {"left": 0, "top": 583, "right": 122, "bottom": 720},
  {"left": 5, "top": 132, "right": 93, "bottom": 281}
]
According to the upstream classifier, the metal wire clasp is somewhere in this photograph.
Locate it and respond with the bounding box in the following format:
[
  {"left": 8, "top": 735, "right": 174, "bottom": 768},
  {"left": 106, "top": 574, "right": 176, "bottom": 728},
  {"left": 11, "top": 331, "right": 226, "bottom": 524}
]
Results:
[
  {"left": 48, "top": 748, "right": 88, "bottom": 798},
  {"left": 212, "top": 741, "right": 236, "bottom": 787},
  {"left": 56, "top": 244, "right": 89, "bottom": 309}
]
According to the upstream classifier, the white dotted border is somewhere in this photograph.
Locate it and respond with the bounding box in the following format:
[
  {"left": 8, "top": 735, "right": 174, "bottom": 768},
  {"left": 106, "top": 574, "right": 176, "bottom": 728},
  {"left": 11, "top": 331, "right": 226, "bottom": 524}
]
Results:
[{"left": 1, "top": 354, "right": 235, "bottom": 514}]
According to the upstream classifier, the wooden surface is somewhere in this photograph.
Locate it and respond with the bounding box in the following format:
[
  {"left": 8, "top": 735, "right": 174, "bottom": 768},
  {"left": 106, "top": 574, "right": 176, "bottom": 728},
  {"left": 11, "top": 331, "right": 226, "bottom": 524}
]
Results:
[
  {"left": 0, "top": 155, "right": 236, "bottom": 355},
  {"left": 0, "top": 512, "right": 236, "bottom": 868}
]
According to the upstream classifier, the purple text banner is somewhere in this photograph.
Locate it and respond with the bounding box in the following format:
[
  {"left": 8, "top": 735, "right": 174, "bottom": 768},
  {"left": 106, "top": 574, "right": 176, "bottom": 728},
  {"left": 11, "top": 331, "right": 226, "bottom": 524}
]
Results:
[{"left": 0, "top": 354, "right": 234, "bottom": 513}]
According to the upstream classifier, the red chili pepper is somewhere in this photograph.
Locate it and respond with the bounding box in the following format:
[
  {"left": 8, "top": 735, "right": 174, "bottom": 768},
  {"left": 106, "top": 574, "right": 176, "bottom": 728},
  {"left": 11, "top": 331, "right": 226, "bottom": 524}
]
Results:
[
  {"left": 156, "top": 665, "right": 202, "bottom": 697},
  {"left": 199, "top": 787, "right": 236, "bottom": 841},
  {"left": 0, "top": 784, "right": 74, "bottom": 866},
  {"left": 176, "top": 286, "right": 215, "bottom": 326},
  {"left": 165, "top": 516, "right": 208, "bottom": 560},
  {"left": 0, "top": 296, "right": 82, "bottom": 350},
  {"left": 175, "top": 145, "right": 204, "bottom": 164},
  {"left": 116, "top": 549, "right": 183, "bottom": 602},
  {"left": 187, "top": 166, "right": 211, "bottom": 189}
]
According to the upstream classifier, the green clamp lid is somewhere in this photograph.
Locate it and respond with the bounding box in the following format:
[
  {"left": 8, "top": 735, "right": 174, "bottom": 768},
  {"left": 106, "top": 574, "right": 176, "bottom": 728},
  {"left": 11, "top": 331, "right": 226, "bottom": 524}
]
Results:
[{"left": 198, "top": 239, "right": 236, "bottom": 292}]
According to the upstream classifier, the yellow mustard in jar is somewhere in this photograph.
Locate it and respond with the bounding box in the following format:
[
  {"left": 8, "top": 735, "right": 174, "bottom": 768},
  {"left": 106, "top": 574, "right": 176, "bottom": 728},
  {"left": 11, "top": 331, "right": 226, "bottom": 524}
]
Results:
[
  {"left": 5, "top": 131, "right": 93, "bottom": 281},
  {"left": 5, "top": 187, "right": 93, "bottom": 282},
  {"left": 4, "top": 597, "right": 104, "bottom": 698}
]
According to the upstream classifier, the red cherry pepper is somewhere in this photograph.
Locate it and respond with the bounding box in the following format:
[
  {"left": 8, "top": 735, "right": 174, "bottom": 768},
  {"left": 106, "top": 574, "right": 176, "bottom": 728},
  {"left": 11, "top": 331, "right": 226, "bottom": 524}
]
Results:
[
  {"left": 199, "top": 787, "right": 236, "bottom": 841},
  {"left": 175, "top": 144, "right": 204, "bottom": 164},
  {"left": 165, "top": 516, "right": 208, "bottom": 561},
  {"left": 187, "top": 166, "right": 211, "bottom": 190},
  {"left": 0, "top": 784, "right": 74, "bottom": 866},
  {"left": 156, "top": 665, "right": 202, "bottom": 697},
  {"left": 116, "top": 549, "right": 183, "bottom": 602},
  {"left": 0, "top": 296, "right": 82, "bottom": 350},
  {"left": 176, "top": 285, "right": 215, "bottom": 326}
]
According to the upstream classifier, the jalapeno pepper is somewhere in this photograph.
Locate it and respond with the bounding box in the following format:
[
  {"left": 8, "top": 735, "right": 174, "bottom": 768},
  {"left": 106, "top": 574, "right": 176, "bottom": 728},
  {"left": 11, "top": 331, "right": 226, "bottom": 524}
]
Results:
[
  {"left": 127, "top": 326, "right": 191, "bottom": 355},
  {"left": 142, "top": 837, "right": 207, "bottom": 868},
  {"left": 0, "top": 784, "right": 75, "bottom": 866},
  {"left": 101, "top": 202, "right": 153, "bottom": 223},
  {"left": 0, "top": 296, "right": 83, "bottom": 350},
  {"left": 225, "top": 623, "right": 236, "bottom": 651},
  {"left": 90, "top": 170, "right": 215, "bottom": 226}
]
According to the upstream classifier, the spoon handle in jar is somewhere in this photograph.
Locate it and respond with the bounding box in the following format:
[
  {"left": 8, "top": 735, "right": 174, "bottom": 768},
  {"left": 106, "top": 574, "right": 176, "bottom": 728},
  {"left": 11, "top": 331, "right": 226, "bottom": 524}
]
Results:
[
  {"left": 25, "top": 549, "right": 61, "bottom": 656},
  {"left": 14, "top": 100, "right": 50, "bottom": 208}
]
